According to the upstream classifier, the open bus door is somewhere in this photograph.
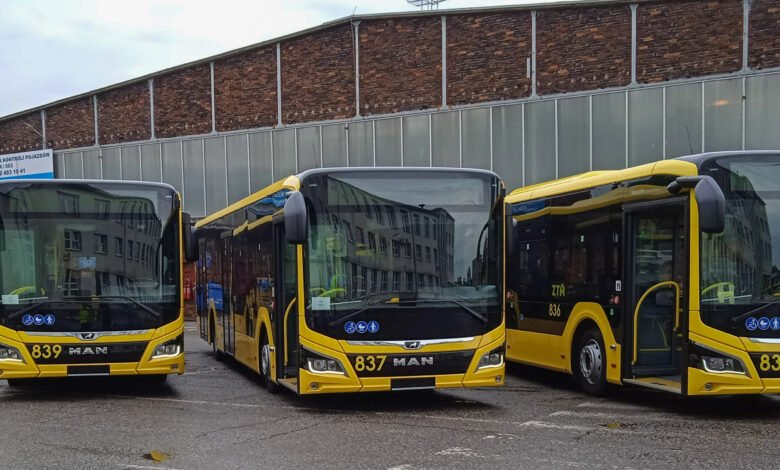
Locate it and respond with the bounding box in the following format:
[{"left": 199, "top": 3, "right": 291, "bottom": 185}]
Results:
[
  {"left": 623, "top": 200, "right": 688, "bottom": 394},
  {"left": 273, "top": 219, "right": 299, "bottom": 392},
  {"left": 220, "top": 231, "right": 235, "bottom": 356}
]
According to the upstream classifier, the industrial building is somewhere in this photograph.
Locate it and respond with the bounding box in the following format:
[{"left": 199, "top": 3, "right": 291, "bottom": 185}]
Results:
[{"left": 1, "top": 0, "right": 779, "bottom": 218}]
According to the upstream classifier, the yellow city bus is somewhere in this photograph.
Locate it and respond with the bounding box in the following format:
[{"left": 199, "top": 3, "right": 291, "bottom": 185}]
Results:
[
  {"left": 506, "top": 151, "right": 780, "bottom": 396},
  {"left": 0, "top": 180, "right": 194, "bottom": 385},
  {"left": 194, "top": 168, "right": 506, "bottom": 394}
]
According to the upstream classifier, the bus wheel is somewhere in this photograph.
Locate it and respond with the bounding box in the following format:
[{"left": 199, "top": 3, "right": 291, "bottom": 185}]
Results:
[
  {"left": 574, "top": 327, "right": 608, "bottom": 396},
  {"left": 210, "top": 319, "right": 223, "bottom": 362},
  {"left": 260, "top": 334, "right": 279, "bottom": 394}
]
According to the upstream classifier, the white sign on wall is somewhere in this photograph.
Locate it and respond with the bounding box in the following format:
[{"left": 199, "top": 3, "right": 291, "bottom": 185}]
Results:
[{"left": 0, "top": 149, "right": 54, "bottom": 180}]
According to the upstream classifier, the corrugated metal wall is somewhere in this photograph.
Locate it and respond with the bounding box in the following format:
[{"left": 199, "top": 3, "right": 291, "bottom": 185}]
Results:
[{"left": 54, "top": 71, "right": 780, "bottom": 218}]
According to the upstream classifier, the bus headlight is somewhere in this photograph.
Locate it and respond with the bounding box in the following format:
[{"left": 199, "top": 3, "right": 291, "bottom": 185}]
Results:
[
  {"left": 700, "top": 356, "right": 745, "bottom": 374},
  {"left": 477, "top": 347, "right": 504, "bottom": 370},
  {"left": 0, "top": 343, "right": 24, "bottom": 363},
  {"left": 690, "top": 343, "right": 746, "bottom": 375},
  {"left": 152, "top": 335, "right": 183, "bottom": 359},
  {"left": 304, "top": 349, "right": 346, "bottom": 375}
]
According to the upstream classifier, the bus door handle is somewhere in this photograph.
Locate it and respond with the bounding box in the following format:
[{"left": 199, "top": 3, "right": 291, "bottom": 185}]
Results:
[
  {"left": 632, "top": 281, "right": 680, "bottom": 366},
  {"left": 283, "top": 298, "right": 297, "bottom": 367}
]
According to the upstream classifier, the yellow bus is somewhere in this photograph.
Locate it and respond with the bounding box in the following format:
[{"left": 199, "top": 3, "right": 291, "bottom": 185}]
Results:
[
  {"left": 194, "top": 168, "right": 506, "bottom": 394},
  {"left": 506, "top": 151, "right": 780, "bottom": 396},
  {"left": 0, "top": 180, "right": 193, "bottom": 384}
]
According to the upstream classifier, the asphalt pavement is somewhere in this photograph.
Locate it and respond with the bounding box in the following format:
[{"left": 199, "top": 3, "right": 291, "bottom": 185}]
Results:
[{"left": 1, "top": 324, "right": 779, "bottom": 470}]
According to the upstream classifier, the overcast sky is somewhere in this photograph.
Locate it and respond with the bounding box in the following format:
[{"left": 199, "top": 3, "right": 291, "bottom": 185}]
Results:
[{"left": 0, "top": 0, "right": 573, "bottom": 118}]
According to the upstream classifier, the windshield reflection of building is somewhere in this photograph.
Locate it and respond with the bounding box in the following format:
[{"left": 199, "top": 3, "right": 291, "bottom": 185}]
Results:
[
  {"left": 312, "top": 177, "right": 455, "bottom": 299},
  {"left": 1, "top": 185, "right": 162, "bottom": 301},
  {"left": 706, "top": 168, "right": 772, "bottom": 296}
]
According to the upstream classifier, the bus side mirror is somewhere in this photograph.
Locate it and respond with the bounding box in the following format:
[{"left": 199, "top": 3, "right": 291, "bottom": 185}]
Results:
[
  {"left": 182, "top": 211, "right": 198, "bottom": 262},
  {"left": 284, "top": 191, "right": 308, "bottom": 244},
  {"left": 667, "top": 175, "right": 725, "bottom": 234},
  {"left": 505, "top": 203, "right": 516, "bottom": 258}
]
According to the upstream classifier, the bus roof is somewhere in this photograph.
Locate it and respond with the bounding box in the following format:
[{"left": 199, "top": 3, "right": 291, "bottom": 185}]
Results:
[
  {"left": 295, "top": 166, "right": 500, "bottom": 181},
  {"left": 676, "top": 150, "right": 780, "bottom": 168},
  {"left": 508, "top": 151, "right": 780, "bottom": 203},
  {"left": 195, "top": 174, "right": 301, "bottom": 228},
  {"left": 505, "top": 151, "right": 780, "bottom": 203},
  {"left": 0, "top": 179, "right": 177, "bottom": 193},
  {"left": 195, "top": 167, "right": 500, "bottom": 228}
]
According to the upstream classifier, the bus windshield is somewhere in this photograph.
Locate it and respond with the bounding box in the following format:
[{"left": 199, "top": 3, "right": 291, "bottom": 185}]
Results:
[
  {"left": 0, "top": 182, "right": 180, "bottom": 332},
  {"left": 700, "top": 155, "right": 780, "bottom": 331},
  {"left": 302, "top": 171, "right": 502, "bottom": 341}
]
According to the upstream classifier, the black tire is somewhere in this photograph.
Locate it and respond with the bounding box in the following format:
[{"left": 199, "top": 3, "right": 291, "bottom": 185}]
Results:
[
  {"left": 573, "top": 326, "right": 609, "bottom": 397},
  {"left": 210, "top": 318, "right": 223, "bottom": 361},
  {"left": 260, "top": 333, "right": 279, "bottom": 394}
]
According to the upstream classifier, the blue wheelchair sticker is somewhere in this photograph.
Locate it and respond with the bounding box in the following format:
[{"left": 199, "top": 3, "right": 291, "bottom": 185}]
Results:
[
  {"left": 745, "top": 317, "right": 759, "bottom": 331},
  {"left": 344, "top": 321, "right": 357, "bottom": 334},
  {"left": 368, "top": 321, "right": 380, "bottom": 334},
  {"left": 22, "top": 314, "right": 34, "bottom": 326},
  {"left": 44, "top": 314, "right": 56, "bottom": 326},
  {"left": 758, "top": 317, "right": 771, "bottom": 331},
  {"left": 33, "top": 314, "right": 44, "bottom": 326},
  {"left": 356, "top": 321, "right": 368, "bottom": 334}
]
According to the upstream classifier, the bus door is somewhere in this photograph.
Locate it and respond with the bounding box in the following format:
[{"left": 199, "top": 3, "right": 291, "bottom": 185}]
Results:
[
  {"left": 273, "top": 221, "right": 299, "bottom": 384},
  {"left": 197, "top": 238, "right": 208, "bottom": 340},
  {"left": 623, "top": 201, "right": 687, "bottom": 394},
  {"left": 221, "top": 232, "right": 235, "bottom": 356}
]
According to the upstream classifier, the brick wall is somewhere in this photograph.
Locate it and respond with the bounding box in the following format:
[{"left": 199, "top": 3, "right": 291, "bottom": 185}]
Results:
[
  {"left": 360, "top": 17, "right": 442, "bottom": 115},
  {"left": 282, "top": 25, "right": 355, "bottom": 123},
  {"left": 0, "top": 113, "right": 42, "bottom": 154},
  {"left": 537, "top": 6, "right": 632, "bottom": 95},
  {"left": 637, "top": 0, "right": 743, "bottom": 83},
  {"left": 97, "top": 82, "right": 151, "bottom": 144},
  {"left": 154, "top": 64, "right": 212, "bottom": 138},
  {"left": 215, "top": 46, "right": 277, "bottom": 131},
  {"left": 446, "top": 13, "right": 532, "bottom": 105},
  {"left": 46, "top": 98, "right": 95, "bottom": 150},
  {"left": 750, "top": 0, "right": 780, "bottom": 69},
  {"left": 3, "top": 1, "right": 780, "bottom": 154}
]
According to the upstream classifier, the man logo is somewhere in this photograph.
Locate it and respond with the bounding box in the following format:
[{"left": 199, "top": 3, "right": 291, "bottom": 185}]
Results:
[
  {"left": 403, "top": 341, "right": 422, "bottom": 350},
  {"left": 79, "top": 333, "right": 97, "bottom": 341},
  {"left": 393, "top": 357, "right": 433, "bottom": 367},
  {"left": 68, "top": 346, "right": 109, "bottom": 356}
]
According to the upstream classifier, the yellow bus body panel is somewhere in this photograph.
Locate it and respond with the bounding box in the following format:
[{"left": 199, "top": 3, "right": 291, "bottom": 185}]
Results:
[
  {"left": 0, "top": 314, "right": 185, "bottom": 380},
  {"left": 296, "top": 329, "right": 505, "bottom": 395},
  {"left": 506, "top": 303, "right": 622, "bottom": 384}
]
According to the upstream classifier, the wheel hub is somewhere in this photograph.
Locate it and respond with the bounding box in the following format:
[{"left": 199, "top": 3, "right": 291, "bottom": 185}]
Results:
[
  {"left": 261, "top": 344, "right": 270, "bottom": 375},
  {"left": 579, "top": 339, "right": 603, "bottom": 385}
]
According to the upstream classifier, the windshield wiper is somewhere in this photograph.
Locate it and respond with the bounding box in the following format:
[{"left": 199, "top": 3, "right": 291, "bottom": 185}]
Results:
[
  {"left": 328, "top": 296, "right": 396, "bottom": 328},
  {"left": 62, "top": 295, "right": 161, "bottom": 319},
  {"left": 406, "top": 299, "right": 488, "bottom": 325},
  {"left": 328, "top": 297, "right": 489, "bottom": 328},
  {"left": 5, "top": 301, "right": 77, "bottom": 320},
  {"left": 729, "top": 298, "right": 780, "bottom": 324}
]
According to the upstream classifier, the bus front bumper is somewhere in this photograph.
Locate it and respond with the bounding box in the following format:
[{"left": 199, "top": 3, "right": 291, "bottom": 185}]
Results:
[
  {"left": 686, "top": 335, "right": 780, "bottom": 395},
  {"left": 0, "top": 334, "right": 185, "bottom": 380},
  {"left": 295, "top": 339, "right": 506, "bottom": 395}
]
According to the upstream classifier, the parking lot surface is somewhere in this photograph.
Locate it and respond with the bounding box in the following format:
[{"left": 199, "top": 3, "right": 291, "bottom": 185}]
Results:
[{"left": 1, "top": 325, "right": 778, "bottom": 470}]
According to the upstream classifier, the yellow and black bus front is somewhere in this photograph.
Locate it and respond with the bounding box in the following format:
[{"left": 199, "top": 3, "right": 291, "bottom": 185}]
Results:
[
  {"left": 684, "top": 152, "right": 780, "bottom": 395},
  {"left": 289, "top": 168, "right": 506, "bottom": 394},
  {"left": 0, "top": 180, "right": 186, "bottom": 383}
]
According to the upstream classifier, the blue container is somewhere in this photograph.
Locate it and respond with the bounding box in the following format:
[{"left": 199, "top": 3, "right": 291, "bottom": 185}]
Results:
[{"left": 207, "top": 282, "right": 223, "bottom": 312}]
